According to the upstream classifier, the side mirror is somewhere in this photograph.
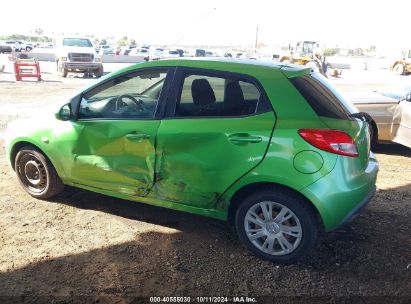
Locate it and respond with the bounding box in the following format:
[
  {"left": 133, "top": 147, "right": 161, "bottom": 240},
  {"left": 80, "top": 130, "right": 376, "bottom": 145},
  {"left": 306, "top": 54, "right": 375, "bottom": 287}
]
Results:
[{"left": 55, "top": 103, "right": 72, "bottom": 121}]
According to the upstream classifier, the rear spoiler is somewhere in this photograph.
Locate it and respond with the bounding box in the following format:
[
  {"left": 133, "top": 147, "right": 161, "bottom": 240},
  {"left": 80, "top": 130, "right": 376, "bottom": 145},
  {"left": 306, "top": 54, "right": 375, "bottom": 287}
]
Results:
[{"left": 280, "top": 65, "right": 312, "bottom": 78}]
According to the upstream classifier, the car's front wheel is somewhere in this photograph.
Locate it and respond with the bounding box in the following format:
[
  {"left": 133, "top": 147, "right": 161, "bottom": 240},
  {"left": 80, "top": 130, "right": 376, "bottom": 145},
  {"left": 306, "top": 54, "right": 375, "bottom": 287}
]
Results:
[
  {"left": 15, "top": 146, "right": 64, "bottom": 199},
  {"left": 235, "top": 189, "right": 317, "bottom": 263},
  {"left": 57, "top": 61, "right": 68, "bottom": 78},
  {"left": 94, "top": 65, "right": 104, "bottom": 78}
]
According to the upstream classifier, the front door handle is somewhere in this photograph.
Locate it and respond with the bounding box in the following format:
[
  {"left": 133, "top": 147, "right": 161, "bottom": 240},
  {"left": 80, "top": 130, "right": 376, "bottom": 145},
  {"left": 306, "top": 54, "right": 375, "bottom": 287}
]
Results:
[
  {"left": 228, "top": 133, "right": 262, "bottom": 144},
  {"left": 126, "top": 133, "right": 151, "bottom": 142}
]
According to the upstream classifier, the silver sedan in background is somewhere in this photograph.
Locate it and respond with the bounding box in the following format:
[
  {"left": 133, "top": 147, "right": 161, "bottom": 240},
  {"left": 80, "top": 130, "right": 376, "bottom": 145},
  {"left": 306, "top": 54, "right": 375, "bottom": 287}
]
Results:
[{"left": 349, "top": 85, "right": 411, "bottom": 149}]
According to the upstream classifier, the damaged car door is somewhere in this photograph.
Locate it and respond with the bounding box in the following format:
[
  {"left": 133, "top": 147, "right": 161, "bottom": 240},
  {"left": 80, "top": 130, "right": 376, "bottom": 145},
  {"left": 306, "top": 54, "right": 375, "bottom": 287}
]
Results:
[
  {"left": 151, "top": 68, "right": 276, "bottom": 208},
  {"left": 67, "top": 69, "right": 172, "bottom": 195}
]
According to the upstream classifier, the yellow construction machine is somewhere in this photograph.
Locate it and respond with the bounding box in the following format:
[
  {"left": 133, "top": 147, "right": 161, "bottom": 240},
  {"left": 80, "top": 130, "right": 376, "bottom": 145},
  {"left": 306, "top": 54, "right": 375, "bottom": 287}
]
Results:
[{"left": 280, "top": 41, "right": 333, "bottom": 76}]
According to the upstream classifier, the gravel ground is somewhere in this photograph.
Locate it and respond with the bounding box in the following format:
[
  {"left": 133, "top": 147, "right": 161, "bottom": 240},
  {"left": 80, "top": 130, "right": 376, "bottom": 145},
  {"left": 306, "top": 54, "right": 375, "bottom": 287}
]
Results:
[{"left": 0, "top": 63, "right": 410, "bottom": 301}]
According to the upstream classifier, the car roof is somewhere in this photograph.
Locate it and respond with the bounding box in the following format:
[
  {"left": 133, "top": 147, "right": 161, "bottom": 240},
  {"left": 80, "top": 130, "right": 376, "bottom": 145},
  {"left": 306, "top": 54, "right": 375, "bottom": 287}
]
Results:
[{"left": 124, "top": 58, "right": 311, "bottom": 78}]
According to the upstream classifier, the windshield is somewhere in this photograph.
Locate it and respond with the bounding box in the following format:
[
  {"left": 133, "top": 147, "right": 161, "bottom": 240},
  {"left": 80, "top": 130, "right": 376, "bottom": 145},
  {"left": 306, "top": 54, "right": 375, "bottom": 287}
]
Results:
[{"left": 63, "top": 38, "right": 92, "bottom": 47}]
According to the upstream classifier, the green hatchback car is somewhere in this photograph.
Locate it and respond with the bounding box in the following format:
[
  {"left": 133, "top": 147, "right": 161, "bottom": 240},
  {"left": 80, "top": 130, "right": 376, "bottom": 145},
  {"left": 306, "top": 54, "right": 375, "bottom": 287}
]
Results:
[{"left": 5, "top": 59, "right": 378, "bottom": 263}]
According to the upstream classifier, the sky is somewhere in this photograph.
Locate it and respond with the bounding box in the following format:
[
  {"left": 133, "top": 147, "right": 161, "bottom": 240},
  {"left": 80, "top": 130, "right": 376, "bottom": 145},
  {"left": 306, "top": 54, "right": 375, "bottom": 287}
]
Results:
[{"left": 0, "top": 0, "right": 409, "bottom": 51}]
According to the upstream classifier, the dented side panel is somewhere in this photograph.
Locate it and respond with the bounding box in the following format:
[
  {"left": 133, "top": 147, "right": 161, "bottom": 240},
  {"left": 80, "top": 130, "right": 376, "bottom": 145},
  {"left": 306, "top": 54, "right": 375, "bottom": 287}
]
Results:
[
  {"left": 150, "top": 112, "right": 276, "bottom": 208},
  {"left": 63, "top": 120, "right": 160, "bottom": 195}
]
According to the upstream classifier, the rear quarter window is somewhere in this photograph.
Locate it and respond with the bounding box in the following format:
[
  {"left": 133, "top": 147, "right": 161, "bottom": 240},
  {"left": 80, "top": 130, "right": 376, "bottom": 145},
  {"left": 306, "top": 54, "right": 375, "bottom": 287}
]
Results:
[{"left": 290, "top": 73, "right": 356, "bottom": 119}]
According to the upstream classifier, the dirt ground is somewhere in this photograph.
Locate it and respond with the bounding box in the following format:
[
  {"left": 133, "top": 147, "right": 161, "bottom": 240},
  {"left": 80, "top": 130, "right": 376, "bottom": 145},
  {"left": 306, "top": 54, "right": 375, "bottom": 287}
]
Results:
[{"left": 0, "top": 63, "right": 410, "bottom": 301}]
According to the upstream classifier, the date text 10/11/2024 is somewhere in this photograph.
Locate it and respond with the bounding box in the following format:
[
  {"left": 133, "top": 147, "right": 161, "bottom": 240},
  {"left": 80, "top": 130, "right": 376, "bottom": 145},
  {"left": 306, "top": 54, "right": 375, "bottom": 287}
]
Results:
[{"left": 149, "top": 296, "right": 258, "bottom": 303}]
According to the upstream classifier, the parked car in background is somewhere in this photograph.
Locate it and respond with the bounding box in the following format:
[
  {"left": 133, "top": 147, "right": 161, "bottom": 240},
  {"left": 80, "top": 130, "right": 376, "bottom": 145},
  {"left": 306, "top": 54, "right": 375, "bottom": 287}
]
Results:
[
  {"left": 24, "top": 42, "right": 33, "bottom": 51},
  {"left": 348, "top": 84, "right": 411, "bottom": 148},
  {"left": 118, "top": 46, "right": 132, "bottom": 56},
  {"left": 5, "top": 41, "right": 19, "bottom": 51},
  {"left": 0, "top": 42, "right": 13, "bottom": 53},
  {"left": 55, "top": 37, "right": 103, "bottom": 78},
  {"left": 4, "top": 41, "right": 33, "bottom": 51},
  {"left": 5, "top": 59, "right": 378, "bottom": 263},
  {"left": 205, "top": 51, "right": 216, "bottom": 57},
  {"left": 15, "top": 41, "right": 33, "bottom": 51},
  {"left": 149, "top": 48, "right": 163, "bottom": 60},
  {"left": 194, "top": 49, "right": 206, "bottom": 57},
  {"left": 161, "top": 49, "right": 180, "bottom": 59},
  {"left": 129, "top": 48, "right": 149, "bottom": 61},
  {"left": 175, "top": 49, "right": 184, "bottom": 57},
  {"left": 99, "top": 45, "right": 115, "bottom": 55},
  {"left": 33, "top": 43, "right": 54, "bottom": 49},
  {"left": 195, "top": 49, "right": 205, "bottom": 57}
]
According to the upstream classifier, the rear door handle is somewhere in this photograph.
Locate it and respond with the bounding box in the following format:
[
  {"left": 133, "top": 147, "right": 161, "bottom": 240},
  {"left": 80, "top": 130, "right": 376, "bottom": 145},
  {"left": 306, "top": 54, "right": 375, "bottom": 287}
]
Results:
[
  {"left": 228, "top": 134, "right": 262, "bottom": 144},
  {"left": 126, "top": 133, "right": 151, "bottom": 142}
]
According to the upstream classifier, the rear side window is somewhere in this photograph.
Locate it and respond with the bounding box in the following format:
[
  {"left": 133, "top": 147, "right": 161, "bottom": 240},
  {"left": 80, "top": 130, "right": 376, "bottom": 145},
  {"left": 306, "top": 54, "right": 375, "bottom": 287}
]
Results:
[
  {"left": 290, "top": 73, "right": 355, "bottom": 119},
  {"left": 174, "top": 72, "right": 269, "bottom": 118}
]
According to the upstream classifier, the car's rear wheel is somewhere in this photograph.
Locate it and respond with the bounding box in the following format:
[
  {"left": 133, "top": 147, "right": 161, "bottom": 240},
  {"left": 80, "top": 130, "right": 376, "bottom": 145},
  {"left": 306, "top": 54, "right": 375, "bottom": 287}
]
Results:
[
  {"left": 235, "top": 189, "right": 317, "bottom": 263},
  {"left": 15, "top": 146, "right": 64, "bottom": 199},
  {"left": 369, "top": 121, "right": 379, "bottom": 150},
  {"left": 393, "top": 63, "right": 405, "bottom": 75}
]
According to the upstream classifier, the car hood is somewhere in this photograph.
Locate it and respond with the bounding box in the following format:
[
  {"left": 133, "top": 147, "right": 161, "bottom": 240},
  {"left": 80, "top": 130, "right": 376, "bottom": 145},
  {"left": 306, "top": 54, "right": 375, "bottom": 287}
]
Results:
[{"left": 59, "top": 46, "right": 96, "bottom": 54}]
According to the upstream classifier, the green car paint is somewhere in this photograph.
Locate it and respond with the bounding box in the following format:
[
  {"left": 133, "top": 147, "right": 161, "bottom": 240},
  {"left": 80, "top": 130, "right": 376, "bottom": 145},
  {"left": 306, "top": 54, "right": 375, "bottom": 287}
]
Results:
[{"left": 5, "top": 58, "right": 378, "bottom": 232}]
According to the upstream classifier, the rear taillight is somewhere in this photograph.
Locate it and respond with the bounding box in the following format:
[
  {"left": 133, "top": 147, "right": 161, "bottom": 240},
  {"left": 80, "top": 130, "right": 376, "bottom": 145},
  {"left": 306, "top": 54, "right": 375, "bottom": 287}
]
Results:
[{"left": 298, "top": 129, "right": 359, "bottom": 157}]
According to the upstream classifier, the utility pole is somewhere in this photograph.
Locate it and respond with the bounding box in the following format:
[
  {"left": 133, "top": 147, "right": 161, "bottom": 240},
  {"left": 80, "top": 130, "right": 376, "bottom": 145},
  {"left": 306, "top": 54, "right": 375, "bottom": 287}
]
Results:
[{"left": 255, "top": 26, "right": 259, "bottom": 50}]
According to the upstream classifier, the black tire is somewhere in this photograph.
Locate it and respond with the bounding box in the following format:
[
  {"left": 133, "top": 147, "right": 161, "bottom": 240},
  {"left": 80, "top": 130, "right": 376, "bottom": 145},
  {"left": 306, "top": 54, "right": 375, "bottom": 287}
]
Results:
[
  {"left": 369, "top": 122, "right": 379, "bottom": 150},
  {"left": 235, "top": 189, "right": 317, "bottom": 264},
  {"left": 14, "top": 146, "right": 64, "bottom": 199},
  {"left": 94, "top": 65, "right": 104, "bottom": 78},
  {"left": 61, "top": 68, "right": 68, "bottom": 78},
  {"left": 393, "top": 63, "right": 405, "bottom": 75},
  {"left": 57, "top": 62, "right": 68, "bottom": 77}
]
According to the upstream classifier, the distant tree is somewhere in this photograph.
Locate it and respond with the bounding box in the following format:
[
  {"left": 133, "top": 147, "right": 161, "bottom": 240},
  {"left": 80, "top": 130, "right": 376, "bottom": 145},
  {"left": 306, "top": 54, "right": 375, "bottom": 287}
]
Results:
[
  {"left": 34, "top": 28, "right": 43, "bottom": 36},
  {"left": 117, "top": 36, "right": 129, "bottom": 47},
  {"left": 129, "top": 39, "right": 137, "bottom": 46},
  {"left": 100, "top": 39, "right": 107, "bottom": 45},
  {"left": 323, "top": 48, "right": 339, "bottom": 56}
]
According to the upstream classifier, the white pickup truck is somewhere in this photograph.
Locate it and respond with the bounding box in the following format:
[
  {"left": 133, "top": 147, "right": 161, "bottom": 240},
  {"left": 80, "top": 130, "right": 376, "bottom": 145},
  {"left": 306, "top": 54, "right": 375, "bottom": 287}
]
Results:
[{"left": 55, "top": 37, "right": 103, "bottom": 78}]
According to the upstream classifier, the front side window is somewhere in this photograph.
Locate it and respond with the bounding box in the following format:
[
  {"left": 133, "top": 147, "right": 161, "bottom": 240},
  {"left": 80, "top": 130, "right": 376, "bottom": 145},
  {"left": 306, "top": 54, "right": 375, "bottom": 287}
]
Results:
[
  {"left": 78, "top": 70, "right": 168, "bottom": 119},
  {"left": 174, "top": 72, "right": 266, "bottom": 118}
]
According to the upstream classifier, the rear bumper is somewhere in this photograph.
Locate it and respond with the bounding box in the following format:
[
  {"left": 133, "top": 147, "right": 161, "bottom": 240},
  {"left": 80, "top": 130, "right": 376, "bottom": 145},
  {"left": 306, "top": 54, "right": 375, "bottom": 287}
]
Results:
[
  {"left": 333, "top": 185, "right": 376, "bottom": 230},
  {"left": 301, "top": 153, "right": 379, "bottom": 231}
]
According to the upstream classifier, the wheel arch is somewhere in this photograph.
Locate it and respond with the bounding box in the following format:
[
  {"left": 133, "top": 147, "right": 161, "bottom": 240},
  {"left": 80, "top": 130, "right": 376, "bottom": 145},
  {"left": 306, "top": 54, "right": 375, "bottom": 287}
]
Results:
[
  {"left": 227, "top": 182, "right": 324, "bottom": 230},
  {"left": 10, "top": 141, "right": 55, "bottom": 171},
  {"left": 369, "top": 119, "right": 379, "bottom": 146}
]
